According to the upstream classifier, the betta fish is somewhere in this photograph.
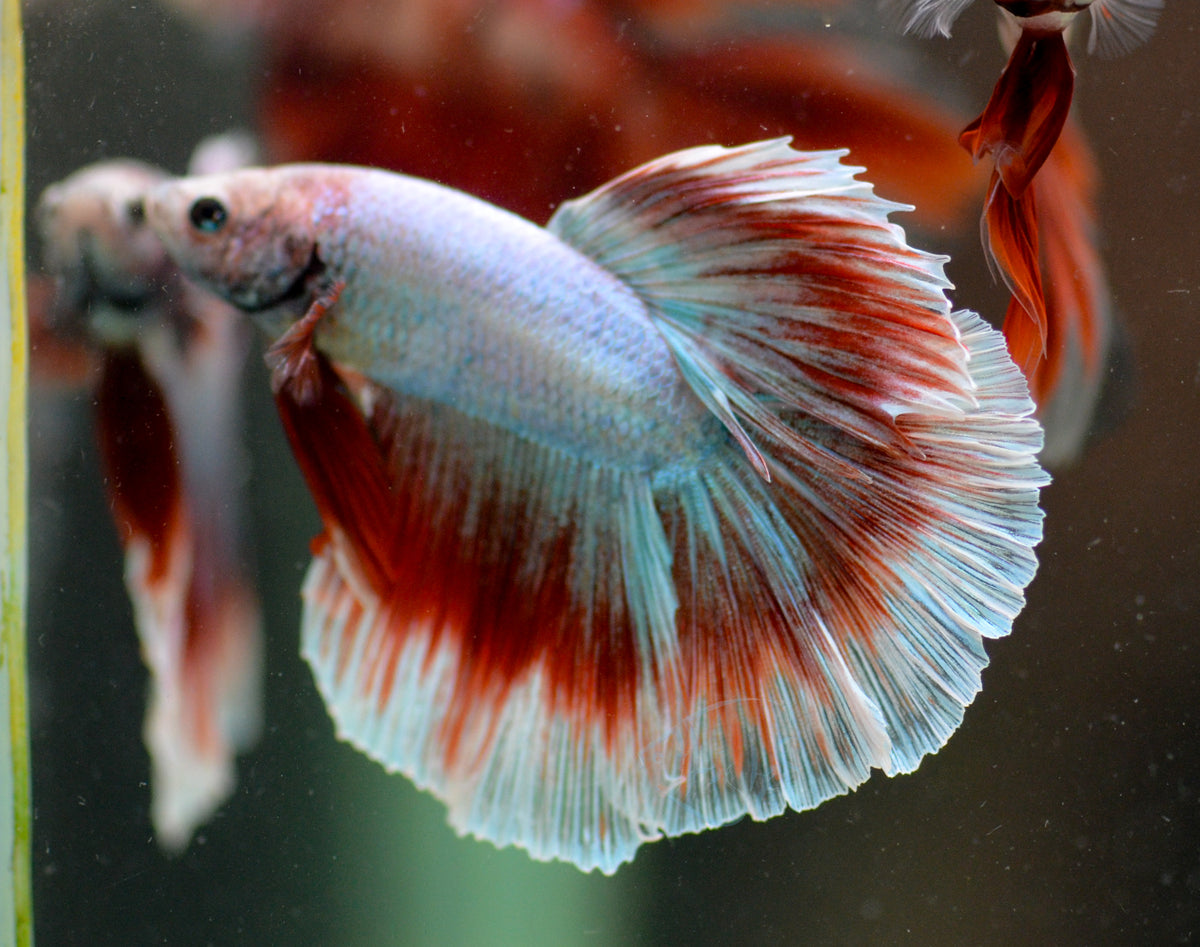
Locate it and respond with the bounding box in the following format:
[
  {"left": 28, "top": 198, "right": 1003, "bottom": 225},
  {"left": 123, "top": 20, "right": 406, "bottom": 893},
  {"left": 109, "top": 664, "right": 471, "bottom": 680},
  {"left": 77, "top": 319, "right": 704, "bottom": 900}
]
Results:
[
  {"left": 35, "top": 150, "right": 263, "bottom": 853},
  {"left": 146, "top": 139, "right": 1047, "bottom": 873},
  {"left": 890, "top": 0, "right": 1160, "bottom": 461}
]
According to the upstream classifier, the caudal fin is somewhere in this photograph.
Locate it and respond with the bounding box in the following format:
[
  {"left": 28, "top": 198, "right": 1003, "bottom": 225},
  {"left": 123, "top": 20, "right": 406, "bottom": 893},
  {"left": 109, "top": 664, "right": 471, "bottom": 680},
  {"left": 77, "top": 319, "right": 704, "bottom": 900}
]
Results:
[{"left": 552, "top": 139, "right": 1047, "bottom": 776}]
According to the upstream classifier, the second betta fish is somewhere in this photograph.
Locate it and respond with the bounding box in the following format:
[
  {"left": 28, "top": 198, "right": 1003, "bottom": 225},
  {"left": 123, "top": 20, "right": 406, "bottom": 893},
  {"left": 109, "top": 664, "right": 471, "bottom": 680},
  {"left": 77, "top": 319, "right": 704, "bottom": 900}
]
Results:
[{"left": 147, "top": 139, "right": 1048, "bottom": 873}]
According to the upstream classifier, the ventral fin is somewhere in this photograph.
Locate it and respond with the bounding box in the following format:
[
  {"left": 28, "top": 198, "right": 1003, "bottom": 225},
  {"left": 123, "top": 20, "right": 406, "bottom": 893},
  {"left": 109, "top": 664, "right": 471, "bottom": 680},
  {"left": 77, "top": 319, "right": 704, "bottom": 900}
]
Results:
[{"left": 267, "top": 282, "right": 396, "bottom": 595}]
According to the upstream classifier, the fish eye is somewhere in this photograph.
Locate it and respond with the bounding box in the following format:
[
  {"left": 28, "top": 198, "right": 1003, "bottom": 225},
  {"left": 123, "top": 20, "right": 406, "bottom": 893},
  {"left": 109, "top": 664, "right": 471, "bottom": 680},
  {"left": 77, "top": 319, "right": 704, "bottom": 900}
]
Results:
[
  {"left": 125, "top": 198, "right": 145, "bottom": 226},
  {"left": 188, "top": 196, "right": 228, "bottom": 233}
]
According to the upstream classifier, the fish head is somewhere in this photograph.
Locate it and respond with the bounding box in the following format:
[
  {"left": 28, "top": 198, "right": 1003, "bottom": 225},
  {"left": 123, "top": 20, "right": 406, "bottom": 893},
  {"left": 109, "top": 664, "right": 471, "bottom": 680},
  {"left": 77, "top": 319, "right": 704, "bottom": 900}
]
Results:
[
  {"left": 37, "top": 160, "right": 174, "bottom": 321},
  {"left": 147, "top": 168, "right": 319, "bottom": 315}
]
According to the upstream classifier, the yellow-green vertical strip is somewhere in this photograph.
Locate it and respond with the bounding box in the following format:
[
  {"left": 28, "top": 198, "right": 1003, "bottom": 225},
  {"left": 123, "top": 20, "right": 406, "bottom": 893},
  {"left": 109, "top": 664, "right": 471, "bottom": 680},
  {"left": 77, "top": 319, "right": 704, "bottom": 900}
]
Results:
[{"left": 0, "top": 0, "right": 31, "bottom": 944}]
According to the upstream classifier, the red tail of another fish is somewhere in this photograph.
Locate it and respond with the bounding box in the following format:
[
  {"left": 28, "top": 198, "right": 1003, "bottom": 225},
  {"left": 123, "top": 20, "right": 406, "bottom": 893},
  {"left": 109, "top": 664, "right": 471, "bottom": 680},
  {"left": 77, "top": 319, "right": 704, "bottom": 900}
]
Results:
[
  {"left": 1025, "top": 121, "right": 1115, "bottom": 465},
  {"left": 258, "top": 23, "right": 981, "bottom": 230},
  {"left": 960, "top": 28, "right": 1076, "bottom": 379},
  {"left": 273, "top": 141, "right": 1046, "bottom": 872},
  {"left": 960, "top": 31, "right": 1119, "bottom": 462}
]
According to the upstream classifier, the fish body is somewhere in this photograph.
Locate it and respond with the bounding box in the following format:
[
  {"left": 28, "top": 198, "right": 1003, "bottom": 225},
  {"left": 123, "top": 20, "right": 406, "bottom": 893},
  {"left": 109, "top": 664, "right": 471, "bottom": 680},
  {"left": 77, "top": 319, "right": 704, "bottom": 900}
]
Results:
[
  {"left": 154, "top": 165, "right": 728, "bottom": 472},
  {"left": 148, "top": 140, "right": 1047, "bottom": 872},
  {"left": 292, "top": 168, "right": 712, "bottom": 471},
  {"left": 36, "top": 152, "right": 263, "bottom": 854}
]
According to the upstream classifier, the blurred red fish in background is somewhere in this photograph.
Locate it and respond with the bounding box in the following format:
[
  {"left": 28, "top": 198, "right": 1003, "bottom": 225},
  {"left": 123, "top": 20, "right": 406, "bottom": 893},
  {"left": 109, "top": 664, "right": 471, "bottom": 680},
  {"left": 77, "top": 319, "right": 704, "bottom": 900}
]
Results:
[
  {"left": 31, "top": 136, "right": 264, "bottom": 853},
  {"left": 890, "top": 0, "right": 1161, "bottom": 461},
  {"left": 170, "top": 0, "right": 983, "bottom": 228}
]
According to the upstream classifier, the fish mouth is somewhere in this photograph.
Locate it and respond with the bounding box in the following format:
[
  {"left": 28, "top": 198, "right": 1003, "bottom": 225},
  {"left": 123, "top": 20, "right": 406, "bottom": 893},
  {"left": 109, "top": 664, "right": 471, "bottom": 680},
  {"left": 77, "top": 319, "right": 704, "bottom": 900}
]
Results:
[
  {"left": 237, "top": 243, "right": 327, "bottom": 315},
  {"left": 44, "top": 236, "right": 162, "bottom": 339}
]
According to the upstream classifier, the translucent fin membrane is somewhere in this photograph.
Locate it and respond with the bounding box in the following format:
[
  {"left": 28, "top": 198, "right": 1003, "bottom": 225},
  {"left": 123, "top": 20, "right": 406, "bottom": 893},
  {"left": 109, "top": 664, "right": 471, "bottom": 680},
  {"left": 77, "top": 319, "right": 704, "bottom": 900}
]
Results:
[
  {"left": 887, "top": 0, "right": 976, "bottom": 38},
  {"left": 1087, "top": 0, "right": 1163, "bottom": 58}
]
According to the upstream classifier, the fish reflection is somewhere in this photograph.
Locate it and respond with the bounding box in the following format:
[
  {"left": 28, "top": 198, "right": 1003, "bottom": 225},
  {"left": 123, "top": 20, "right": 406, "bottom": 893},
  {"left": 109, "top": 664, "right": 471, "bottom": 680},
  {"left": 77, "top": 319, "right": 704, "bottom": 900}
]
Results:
[{"left": 34, "top": 139, "right": 263, "bottom": 853}]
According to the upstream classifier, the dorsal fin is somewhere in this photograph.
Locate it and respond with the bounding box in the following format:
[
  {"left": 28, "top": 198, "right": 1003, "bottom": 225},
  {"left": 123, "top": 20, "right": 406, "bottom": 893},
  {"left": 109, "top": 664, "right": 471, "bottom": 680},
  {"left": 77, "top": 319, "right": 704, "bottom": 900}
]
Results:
[{"left": 549, "top": 139, "right": 974, "bottom": 477}]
